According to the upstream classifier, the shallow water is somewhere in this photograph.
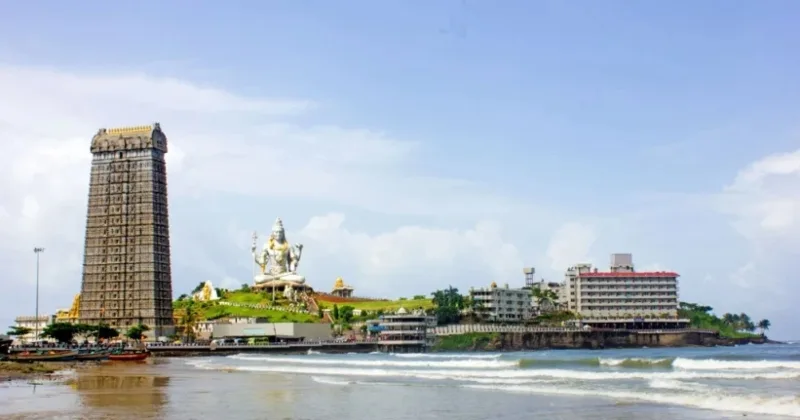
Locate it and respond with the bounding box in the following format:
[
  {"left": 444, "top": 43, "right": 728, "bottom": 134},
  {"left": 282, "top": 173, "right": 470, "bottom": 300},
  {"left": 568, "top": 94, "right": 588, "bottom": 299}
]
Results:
[{"left": 1, "top": 343, "right": 799, "bottom": 419}]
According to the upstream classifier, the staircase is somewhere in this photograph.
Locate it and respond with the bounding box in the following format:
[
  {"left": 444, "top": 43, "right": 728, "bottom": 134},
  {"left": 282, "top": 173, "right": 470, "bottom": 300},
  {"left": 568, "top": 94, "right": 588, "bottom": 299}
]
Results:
[{"left": 302, "top": 293, "right": 334, "bottom": 323}]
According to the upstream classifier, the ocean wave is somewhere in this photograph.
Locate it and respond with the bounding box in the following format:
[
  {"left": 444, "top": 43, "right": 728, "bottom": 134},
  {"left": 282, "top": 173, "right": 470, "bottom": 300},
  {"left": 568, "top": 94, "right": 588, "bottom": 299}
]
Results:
[
  {"left": 648, "top": 378, "right": 709, "bottom": 392},
  {"left": 391, "top": 353, "right": 502, "bottom": 360},
  {"left": 518, "top": 357, "right": 674, "bottom": 369},
  {"left": 227, "top": 354, "right": 517, "bottom": 369},
  {"left": 672, "top": 358, "right": 800, "bottom": 370},
  {"left": 519, "top": 356, "right": 800, "bottom": 370},
  {"left": 466, "top": 384, "right": 800, "bottom": 417},
  {"left": 229, "top": 364, "right": 800, "bottom": 381}
]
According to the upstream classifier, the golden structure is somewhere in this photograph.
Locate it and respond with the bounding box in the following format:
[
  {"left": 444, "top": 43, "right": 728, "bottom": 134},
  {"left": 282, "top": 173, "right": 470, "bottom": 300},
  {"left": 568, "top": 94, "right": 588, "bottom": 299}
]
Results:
[
  {"left": 78, "top": 123, "right": 174, "bottom": 336},
  {"left": 330, "top": 277, "right": 354, "bottom": 298},
  {"left": 55, "top": 294, "right": 82, "bottom": 323}
]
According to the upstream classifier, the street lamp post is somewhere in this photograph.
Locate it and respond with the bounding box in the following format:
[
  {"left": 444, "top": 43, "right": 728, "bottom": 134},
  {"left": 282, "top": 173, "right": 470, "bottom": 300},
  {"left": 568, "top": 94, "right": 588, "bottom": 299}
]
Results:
[{"left": 33, "top": 247, "right": 45, "bottom": 342}]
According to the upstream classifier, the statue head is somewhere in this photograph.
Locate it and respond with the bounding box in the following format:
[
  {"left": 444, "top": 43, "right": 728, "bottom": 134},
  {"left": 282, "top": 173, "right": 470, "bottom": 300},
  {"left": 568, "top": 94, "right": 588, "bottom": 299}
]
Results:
[{"left": 271, "top": 217, "right": 286, "bottom": 242}]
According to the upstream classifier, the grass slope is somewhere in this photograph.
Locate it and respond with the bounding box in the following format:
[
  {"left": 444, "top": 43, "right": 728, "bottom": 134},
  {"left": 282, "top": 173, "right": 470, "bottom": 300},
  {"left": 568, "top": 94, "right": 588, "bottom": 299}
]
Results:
[
  {"left": 317, "top": 297, "right": 434, "bottom": 312},
  {"left": 173, "top": 290, "right": 318, "bottom": 323}
]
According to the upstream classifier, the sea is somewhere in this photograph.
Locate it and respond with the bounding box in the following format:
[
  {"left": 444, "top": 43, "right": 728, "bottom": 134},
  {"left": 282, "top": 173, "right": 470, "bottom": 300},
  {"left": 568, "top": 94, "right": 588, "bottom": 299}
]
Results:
[{"left": 1, "top": 343, "right": 799, "bottom": 419}]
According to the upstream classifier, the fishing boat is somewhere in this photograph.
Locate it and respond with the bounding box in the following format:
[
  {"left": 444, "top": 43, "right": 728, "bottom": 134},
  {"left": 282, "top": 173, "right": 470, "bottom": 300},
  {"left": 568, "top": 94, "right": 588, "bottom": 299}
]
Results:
[
  {"left": 9, "top": 349, "right": 78, "bottom": 362},
  {"left": 108, "top": 350, "right": 150, "bottom": 361},
  {"left": 75, "top": 350, "right": 110, "bottom": 361}
]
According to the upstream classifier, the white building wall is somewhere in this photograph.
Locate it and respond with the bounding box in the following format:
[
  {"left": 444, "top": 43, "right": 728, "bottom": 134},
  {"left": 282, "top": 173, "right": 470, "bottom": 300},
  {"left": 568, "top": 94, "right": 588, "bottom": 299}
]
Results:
[
  {"left": 14, "top": 315, "right": 51, "bottom": 343},
  {"left": 470, "top": 285, "right": 532, "bottom": 322}
]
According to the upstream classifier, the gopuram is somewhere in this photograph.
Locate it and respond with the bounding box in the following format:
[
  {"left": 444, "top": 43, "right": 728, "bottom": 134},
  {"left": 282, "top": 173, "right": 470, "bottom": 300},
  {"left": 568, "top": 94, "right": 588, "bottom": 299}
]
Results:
[{"left": 251, "top": 218, "right": 313, "bottom": 301}]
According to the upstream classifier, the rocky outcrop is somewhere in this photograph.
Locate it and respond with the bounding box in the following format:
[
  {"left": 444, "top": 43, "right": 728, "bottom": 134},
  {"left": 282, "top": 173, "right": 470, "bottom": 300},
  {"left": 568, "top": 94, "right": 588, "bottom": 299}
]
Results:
[{"left": 433, "top": 331, "right": 767, "bottom": 352}]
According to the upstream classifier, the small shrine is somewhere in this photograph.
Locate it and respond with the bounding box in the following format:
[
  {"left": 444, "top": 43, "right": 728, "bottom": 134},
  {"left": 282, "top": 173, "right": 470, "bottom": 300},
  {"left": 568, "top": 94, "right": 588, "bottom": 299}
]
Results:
[
  {"left": 331, "top": 277, "right": 355, "bottom": 298},
  {"left": 192, "top": 280, "right": 220, "bottom": 302}
]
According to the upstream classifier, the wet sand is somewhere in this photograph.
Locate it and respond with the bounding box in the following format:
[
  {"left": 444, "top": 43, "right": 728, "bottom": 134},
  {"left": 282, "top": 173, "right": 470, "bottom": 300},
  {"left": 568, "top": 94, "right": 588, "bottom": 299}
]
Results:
[{"left": 0, "top": 361, "right": 99, "bottom": 381}]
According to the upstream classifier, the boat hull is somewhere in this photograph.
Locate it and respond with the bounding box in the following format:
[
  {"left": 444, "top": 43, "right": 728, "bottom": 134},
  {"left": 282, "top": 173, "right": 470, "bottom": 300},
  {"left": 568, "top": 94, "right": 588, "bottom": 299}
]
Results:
[
  {"left": 75, "top": 352, "right": 110, "bottom": 361},
  {"left": 9, "top": 350, "right": 79, "bottom": 362},
  {"left": 108, "top": 352, "right": 150, "bottom": 361}
]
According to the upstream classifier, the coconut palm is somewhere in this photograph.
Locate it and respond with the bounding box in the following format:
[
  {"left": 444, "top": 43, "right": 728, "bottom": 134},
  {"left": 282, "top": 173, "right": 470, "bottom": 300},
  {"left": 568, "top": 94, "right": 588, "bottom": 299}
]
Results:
[
  {"left": 757, "top": 319, "right": 771, "bottom": 335},
  {"left": 532, "top": 287, "right": 559, "bottom": 313}
]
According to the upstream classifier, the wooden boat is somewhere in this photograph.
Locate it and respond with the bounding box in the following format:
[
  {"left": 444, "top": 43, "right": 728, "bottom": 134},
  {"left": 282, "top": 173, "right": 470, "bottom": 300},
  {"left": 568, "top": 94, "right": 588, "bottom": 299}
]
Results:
[
  {"left": 9, "top": 350, "right": 78, "bottom": 362},
  {"left": 108, "top": 351, "right": 150, "bottom": 361},
  {"left": 75, "top": 351, "right": 110, "bottom": 361}
]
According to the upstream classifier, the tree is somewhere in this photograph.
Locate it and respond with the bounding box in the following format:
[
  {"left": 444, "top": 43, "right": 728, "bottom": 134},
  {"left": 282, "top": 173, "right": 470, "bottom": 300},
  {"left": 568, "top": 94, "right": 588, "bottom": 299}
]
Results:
[
  {"left": 532, "top": 287, "right": 559, "bottom": 313},
  {"left": 431, "top": 286, "right": 464, "bottom": 325},
  {"left": 757, "top": 319, "right": 771, "bottom": 335},
  {"left": 41, "top": 323, "right": 79, "bottom": 343},
  {"left": 179, "top": 301, "right": 201, "bottom": 342},
  {"left": 192, "top": 282, "right": 206, "bottom": 294},
  {"left": 126, "top": 324, "right": 150, "bottom": 341},
  {"left": 333, "top": 304, "right": 340, "bottom": 320},
  {"left": 339, "top": 306, "right": 355, "bottom": 323},
  {"left": 413, "top": 295, "right": 426, "bottom": 300},
  {"left": 6, "top": 326, "right": 32, "bottom": 342},
  {"left": 240, "top": 284, "right": 251, "bottom": 292},
  {"left": 738, "top": 313, "right": 753, "bottom": 332},
  {"left": 722, "top": 313, "right": 735, "bottom": 325}
]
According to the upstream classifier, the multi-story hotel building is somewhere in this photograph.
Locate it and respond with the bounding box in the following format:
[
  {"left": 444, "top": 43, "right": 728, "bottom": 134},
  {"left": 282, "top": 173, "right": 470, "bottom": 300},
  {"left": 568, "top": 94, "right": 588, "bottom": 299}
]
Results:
[
  {"left": 562, "top": 253, "right": 687, "bottom": 328},
  {"left": 469, "top": 282, "right": 533, "bottom": 322},
  {"left": 368, "top": 308, "right": 437, "bottom": 353}
]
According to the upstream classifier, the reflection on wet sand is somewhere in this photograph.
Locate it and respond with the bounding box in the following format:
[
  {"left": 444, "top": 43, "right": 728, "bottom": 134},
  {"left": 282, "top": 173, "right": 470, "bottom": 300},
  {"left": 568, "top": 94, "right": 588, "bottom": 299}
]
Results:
[{"left": 67, "top": 363, "right": 168, "bottom": 418}]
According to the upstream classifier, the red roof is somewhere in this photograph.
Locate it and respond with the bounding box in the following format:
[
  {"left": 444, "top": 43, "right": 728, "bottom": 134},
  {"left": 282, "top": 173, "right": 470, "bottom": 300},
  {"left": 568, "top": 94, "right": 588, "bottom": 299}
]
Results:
[{"left": 579, "top": 271, "right": 679, "bottom": 278}]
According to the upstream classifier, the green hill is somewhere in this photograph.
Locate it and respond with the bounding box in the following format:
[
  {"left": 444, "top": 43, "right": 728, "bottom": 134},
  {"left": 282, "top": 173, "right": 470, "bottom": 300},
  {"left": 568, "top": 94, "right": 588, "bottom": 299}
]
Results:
[{"left": 173, "top": 289, "right": 318, "bottom": 323}]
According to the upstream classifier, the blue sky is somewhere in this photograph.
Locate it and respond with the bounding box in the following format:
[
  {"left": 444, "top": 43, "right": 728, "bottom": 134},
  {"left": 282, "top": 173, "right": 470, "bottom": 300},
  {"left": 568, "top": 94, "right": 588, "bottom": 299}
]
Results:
[{"left": 1, "top": 1, "right": 798, "bottom": 339}]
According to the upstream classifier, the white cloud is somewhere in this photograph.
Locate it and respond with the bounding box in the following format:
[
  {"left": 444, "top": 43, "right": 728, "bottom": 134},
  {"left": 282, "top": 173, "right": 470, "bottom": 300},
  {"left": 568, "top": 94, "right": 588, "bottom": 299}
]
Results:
[
  {"left": 0, "top": 64, "right": 525, "bottom": 325},
  {"left": 298, "top": 213, "right": 524, "bottom": 297},
  {"left": 720, "top": 149, "right": 800, "bottom": 240},
  {"left": 545, "top": 222, "right": 597, "bottom": 272},
  {"left": 711, "top": 148, "right": 800, "bottom": 332}
]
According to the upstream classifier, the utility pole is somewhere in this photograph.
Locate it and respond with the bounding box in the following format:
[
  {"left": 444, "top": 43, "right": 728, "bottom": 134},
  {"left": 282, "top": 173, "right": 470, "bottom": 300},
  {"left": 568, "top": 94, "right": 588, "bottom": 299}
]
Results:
[{"left": 33, "top": 247, "right": 45, "bottom": 342}]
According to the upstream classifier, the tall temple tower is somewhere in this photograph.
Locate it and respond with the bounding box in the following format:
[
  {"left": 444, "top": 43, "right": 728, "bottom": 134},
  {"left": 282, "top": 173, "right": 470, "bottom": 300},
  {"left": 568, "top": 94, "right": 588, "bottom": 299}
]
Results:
[{"left": 79, "top": 123, "right": 174, "bottom": 336}]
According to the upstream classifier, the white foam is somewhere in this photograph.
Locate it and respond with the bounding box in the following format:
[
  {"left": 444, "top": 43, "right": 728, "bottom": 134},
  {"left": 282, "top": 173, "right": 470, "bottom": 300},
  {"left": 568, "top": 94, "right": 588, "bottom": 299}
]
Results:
[
  {"left": 228, "top": 354, "right": 517, "bottom": 369},
  {"left": 648, "top": 379, "right": 709, "bottom": 393},
  {"left": 673, "top": 357, "right": 800, "bottom": 370},
  {"left": 230, "top": 364, "right": 800, "bottom": 381},
  {"left": 311, "top": 376, "right": 353, "bottom": 386},
  {"left": 599, "top": 358, "right": 671, "bottom": 366},
  {"left": 391, "top": 353, "right": 502, "bottom": 359},
  {"left": 466, "top": 384, "right": 800, "bottom": 417}
]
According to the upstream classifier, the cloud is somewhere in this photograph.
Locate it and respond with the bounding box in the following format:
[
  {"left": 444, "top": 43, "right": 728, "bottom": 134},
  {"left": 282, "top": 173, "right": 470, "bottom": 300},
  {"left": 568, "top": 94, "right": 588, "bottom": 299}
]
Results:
[
  {"left": 298, "top": 213, "right": 524, "bottom": 297},
  {"left": 711, "top": 148, "right": 800, "bottom": 330},
  {"left": 719, "top": 149, "right": 800, "bottom": 240},
  {"left": 545, "top": 222, "right": 597, "bottom": 272},
  {"left": 0, "top": 64, "right": 525, "bottom": 327}
]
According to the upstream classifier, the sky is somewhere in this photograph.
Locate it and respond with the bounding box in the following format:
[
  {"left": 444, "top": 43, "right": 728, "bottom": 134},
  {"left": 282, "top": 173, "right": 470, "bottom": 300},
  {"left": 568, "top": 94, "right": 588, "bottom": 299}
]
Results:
[{"left": 0, "top": 1, "right": 798, "bottom": 339}]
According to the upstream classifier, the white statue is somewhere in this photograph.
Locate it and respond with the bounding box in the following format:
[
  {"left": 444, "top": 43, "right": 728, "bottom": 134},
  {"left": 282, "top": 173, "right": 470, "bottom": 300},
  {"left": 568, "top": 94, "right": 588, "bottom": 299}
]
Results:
[
  {"left": 283, "top": 284, "right": 297, "bottom": 302},
  {"left": 252, "top": 218, "right": 306, "bottom": 285},
  {"left": 192, "top": 280, "right": 219, "bottom": 302}
]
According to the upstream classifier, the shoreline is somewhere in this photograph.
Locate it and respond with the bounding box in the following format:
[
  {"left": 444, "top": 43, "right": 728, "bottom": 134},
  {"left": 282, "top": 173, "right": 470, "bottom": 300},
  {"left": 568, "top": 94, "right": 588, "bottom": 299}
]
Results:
[{"left": 0, "top": 361, "right": 99, "bottom": 381}]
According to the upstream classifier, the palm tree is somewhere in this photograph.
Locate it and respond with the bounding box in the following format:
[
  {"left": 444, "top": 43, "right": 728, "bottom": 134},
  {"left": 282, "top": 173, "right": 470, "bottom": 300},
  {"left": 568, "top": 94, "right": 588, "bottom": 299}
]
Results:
[
  {"left": 738, "top": 313, "right": 754, "bottom": 332},
  {"left": 6, "top": 326, "right": 32, "bottom": 344},
  {"left": 532, "top": 287, "right": 558, "bottom": 313},
  {"left": 722, "top": 313, "right": 735, "bottom": 325},
  {"left": 757, "top": 319, "right": 771, "bottom": 335},
  {"left": 180, "top": 301, "right": 201, "bottom": 343}
]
